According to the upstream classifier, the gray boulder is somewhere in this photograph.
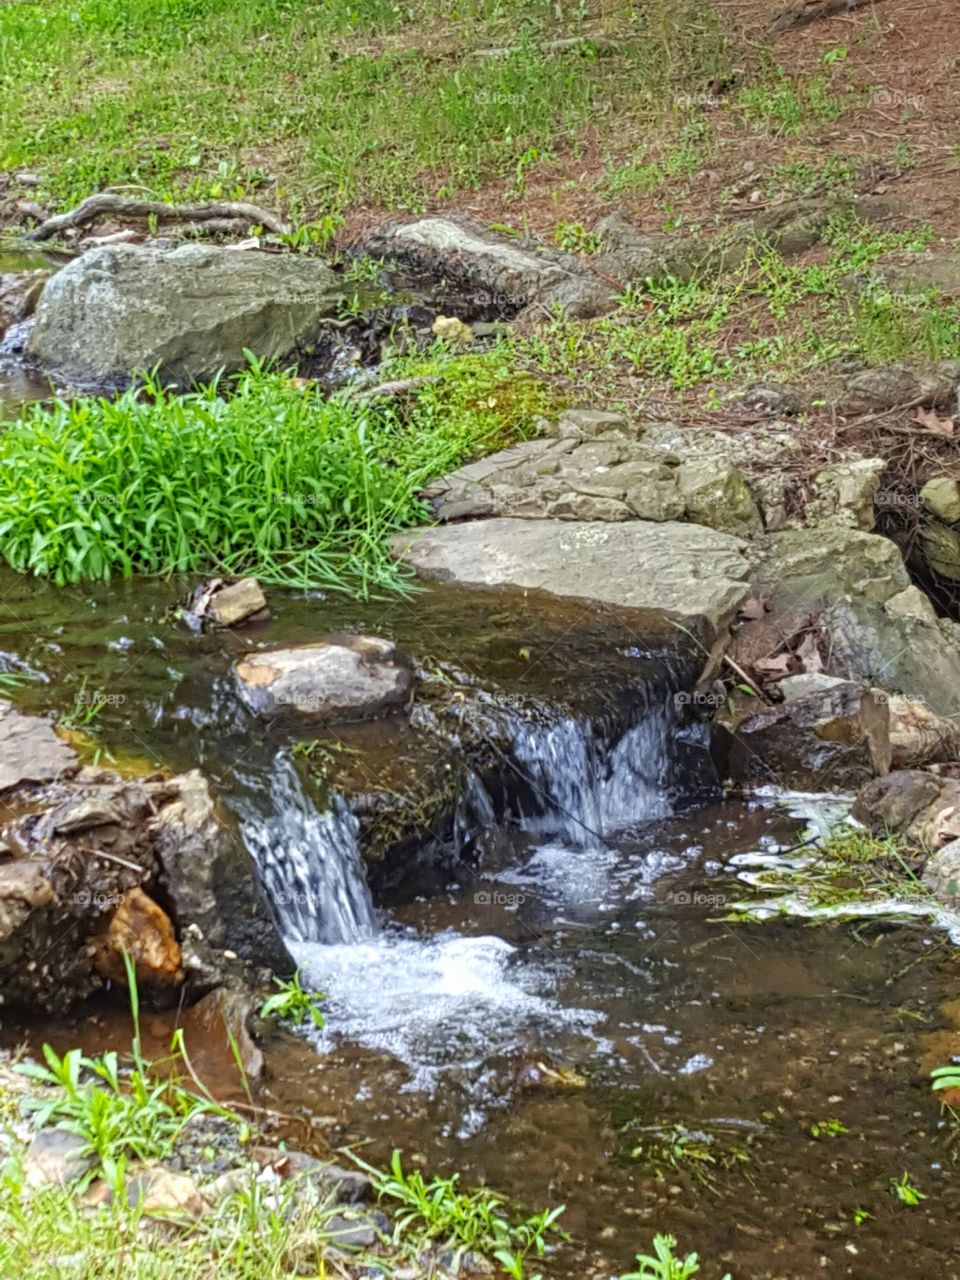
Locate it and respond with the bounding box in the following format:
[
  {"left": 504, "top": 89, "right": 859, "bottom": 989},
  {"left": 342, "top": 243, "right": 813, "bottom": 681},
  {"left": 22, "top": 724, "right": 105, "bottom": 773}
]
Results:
[
  {"left": 675, "top": 458, "right": 762, "bottom": 537},
  {"left": 361, "top": 216, "right": 614, "bottom": 319},
  {"left": 235, "top": 635, "right": 414, "bottom": 722},
  {"left": 27, "top": 243, "right": 343, "bottom": 388},
  {"left": 920, "top": 476, "right": 960, "bottom": 523},
  {"left": 808, "top": 459, "right": 885, "bottom": 531},
  {"left": 748, "top": 527, "right": 960, "bottom": 718},
  {"left": 824, "top": 597, "right": 960, "bottom": 720}
]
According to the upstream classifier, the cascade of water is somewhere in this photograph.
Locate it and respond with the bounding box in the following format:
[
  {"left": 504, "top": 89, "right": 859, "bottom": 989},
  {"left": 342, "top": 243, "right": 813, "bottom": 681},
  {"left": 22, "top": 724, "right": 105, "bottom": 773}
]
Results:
[
  {"left": 237, "top": 756, "right": 378, "bottom": 944},
  {"left": 509, "top": 703, "right": 675, "bottom": 847}
]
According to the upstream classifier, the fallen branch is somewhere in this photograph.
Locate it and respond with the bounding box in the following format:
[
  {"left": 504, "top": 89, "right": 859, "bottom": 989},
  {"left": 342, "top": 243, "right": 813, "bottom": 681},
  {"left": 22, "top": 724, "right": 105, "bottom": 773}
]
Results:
[
  {"left": 25, "top": 194, "right": 289, "bottom": 242},
  {"left": 769, "top": 0, "right": 885, "bottom": 35}
]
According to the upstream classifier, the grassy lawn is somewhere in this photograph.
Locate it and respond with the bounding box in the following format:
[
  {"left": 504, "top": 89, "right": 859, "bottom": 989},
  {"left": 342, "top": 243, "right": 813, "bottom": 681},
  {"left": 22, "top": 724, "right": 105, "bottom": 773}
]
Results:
[{"left": 0, "top": 0, "right": 734, "bottom": 218}]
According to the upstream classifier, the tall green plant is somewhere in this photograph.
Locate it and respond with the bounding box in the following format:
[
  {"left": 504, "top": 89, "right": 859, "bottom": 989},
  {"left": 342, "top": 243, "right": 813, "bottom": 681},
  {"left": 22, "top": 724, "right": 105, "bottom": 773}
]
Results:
[{"left": 0, "top": 360, "right": 544, "bottom": 596}]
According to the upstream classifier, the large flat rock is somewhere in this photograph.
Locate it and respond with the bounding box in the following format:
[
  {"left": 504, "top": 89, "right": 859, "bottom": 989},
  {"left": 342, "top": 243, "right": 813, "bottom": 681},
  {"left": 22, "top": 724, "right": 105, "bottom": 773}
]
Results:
[{"left": 392, "top": 519, "right": 751, "bottom": 638}]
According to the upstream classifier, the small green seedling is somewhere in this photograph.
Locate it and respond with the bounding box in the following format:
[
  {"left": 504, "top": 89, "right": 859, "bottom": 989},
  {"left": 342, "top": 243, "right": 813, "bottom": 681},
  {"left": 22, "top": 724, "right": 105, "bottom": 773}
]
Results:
[
  {"left": 259, "top": 970, "right": 325, "bottom": 1030},
  {"left": 890, "top": 1173, "right": 925, "bottom": 1206},
  {"left": 809, "top": 1118, "right": 847, "bottom": 1139},
  {"left": 621, "top": 1233, "right": 732, "bottom": 1280}
]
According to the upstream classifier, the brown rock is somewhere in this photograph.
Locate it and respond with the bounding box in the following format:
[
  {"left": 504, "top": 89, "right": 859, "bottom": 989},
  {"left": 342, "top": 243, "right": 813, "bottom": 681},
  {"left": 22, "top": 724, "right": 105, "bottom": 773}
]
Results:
[
  {"left": 886, "top": 694, "right": 960, "bottom": 768},
  {"left": 123, "top": 1165, "right": 209, "bottom": 1219},
  {"left": 92, "top": 887, "right": 183, "bottom": 987},
  {"left": 207, "top": 578, "right": 268, "bottom": 627},
  {"left": 725, "top": 676, "right": 890, "bottom": 789},
  {"left": 852, "top": 769, "right": 960, "bottom": 845},
  {"left": 184, "top": 986, "right": 263, "bottom": 1080}
]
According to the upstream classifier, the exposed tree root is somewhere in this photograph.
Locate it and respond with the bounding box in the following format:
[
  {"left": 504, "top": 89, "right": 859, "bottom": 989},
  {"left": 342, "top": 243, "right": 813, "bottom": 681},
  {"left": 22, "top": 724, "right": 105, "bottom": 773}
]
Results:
[
  {"left": 769, "top": 0, "right": 886, "bottom": 36},
  {"left": 468, "top": 35, "right": 618, "bottom": 58},
  {"left": 25, "top": 194, "right": 289, "bottom": 242},
  {"left": 350, "top": 375, "right": 441, "bottom": 402}
]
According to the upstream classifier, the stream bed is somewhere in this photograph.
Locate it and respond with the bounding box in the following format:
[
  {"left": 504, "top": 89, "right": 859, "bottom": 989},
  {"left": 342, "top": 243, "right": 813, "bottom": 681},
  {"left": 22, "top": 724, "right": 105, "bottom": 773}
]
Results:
[{"left": 1, "top": 570, "right": 959, "bottom": 1279}]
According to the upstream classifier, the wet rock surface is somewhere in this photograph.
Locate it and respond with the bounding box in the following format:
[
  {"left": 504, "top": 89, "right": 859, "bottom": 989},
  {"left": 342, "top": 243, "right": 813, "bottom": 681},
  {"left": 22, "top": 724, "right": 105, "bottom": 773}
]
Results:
[
  {"left": 0, "top": 269, "right": 49, "bottom": 339},
  {"left": 91, "top": 886, "right": 183, "bottom": 987},
  {"left": 26, "top": 243, "right": 344, "bottom": 389},
  {"left": 0, "top": 700, "right": 79, "bottom": 791},
  {"left": 184, "top": 577, "right": 269, "bottom": 629},
  {"left": 0, "top": 708, "right": 281, "bottom": 1009}
]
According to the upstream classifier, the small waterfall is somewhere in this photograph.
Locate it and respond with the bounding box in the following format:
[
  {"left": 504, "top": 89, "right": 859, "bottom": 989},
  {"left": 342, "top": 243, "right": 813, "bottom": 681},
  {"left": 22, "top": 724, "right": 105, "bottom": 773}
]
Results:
[
  {"left": 509, "top": 704, "right": 675, "bottom": 847},
  {"left": 237, "top": 756, "right": 377, "bottom": 944}
]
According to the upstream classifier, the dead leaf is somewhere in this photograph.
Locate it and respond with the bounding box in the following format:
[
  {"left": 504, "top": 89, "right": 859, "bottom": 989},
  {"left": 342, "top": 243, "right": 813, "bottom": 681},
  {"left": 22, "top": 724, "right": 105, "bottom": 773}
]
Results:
[
  {"left": 797, "top": 632, "right": 823, "bottom": 674},
  {"left": 754, "top": 653, "right": 794, "bottom": 679},
  {"left": 913, "top": 407, "right": 955, "bottom": 437}
]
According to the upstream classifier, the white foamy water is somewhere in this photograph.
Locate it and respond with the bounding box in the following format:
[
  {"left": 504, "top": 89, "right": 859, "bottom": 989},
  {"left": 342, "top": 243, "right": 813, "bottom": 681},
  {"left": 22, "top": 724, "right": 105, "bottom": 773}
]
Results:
[
  {"left": 291, "top": 929, "right": 607, "bottom": 1108},
  {"left": 238, "top": 703, "right": 682, "bottom": 1109}
]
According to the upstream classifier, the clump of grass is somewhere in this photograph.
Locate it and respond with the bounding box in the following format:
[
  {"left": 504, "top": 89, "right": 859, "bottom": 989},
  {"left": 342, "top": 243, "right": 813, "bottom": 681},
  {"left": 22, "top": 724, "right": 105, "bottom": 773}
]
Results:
[
  {"left": 522, "top": 217, "right": 949, "bottom": 396},
  {"left": 356, "top": 1149, "right": 565, "bottom": 1280},
  {"left": 0, "top": 354, "right": 552, "bottom": 596},
  {"left": 13, "top": 953, "right": 235, "bottom": 1191}
]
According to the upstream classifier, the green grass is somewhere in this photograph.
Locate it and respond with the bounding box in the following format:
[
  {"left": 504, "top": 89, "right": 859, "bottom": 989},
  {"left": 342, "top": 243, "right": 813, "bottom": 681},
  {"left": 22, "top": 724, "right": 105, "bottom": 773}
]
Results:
[
  {"left": 724, "top": 821, "right": 935, "bottom": 924},
  {"left": 0, "top": 0, "right": 731, "bottom": 217},
  {"left": 0, "top": 963, "right": 569, "bottom": 1280},
  {"left": 521, "top": 216, "right": 950, "bottom": 397},
  {"left": 0, "top": 351, "right": 553, "bottom": 594},
  {"left": 258, "top": 970, "right": 325, "bottom": 1031}
]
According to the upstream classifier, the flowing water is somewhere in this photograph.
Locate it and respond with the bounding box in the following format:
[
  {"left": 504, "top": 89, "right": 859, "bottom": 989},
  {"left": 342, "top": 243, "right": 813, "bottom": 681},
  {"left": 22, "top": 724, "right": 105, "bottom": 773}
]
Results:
[{"left": 2, "top": 569, "right": 959, "bottom": 1279}]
